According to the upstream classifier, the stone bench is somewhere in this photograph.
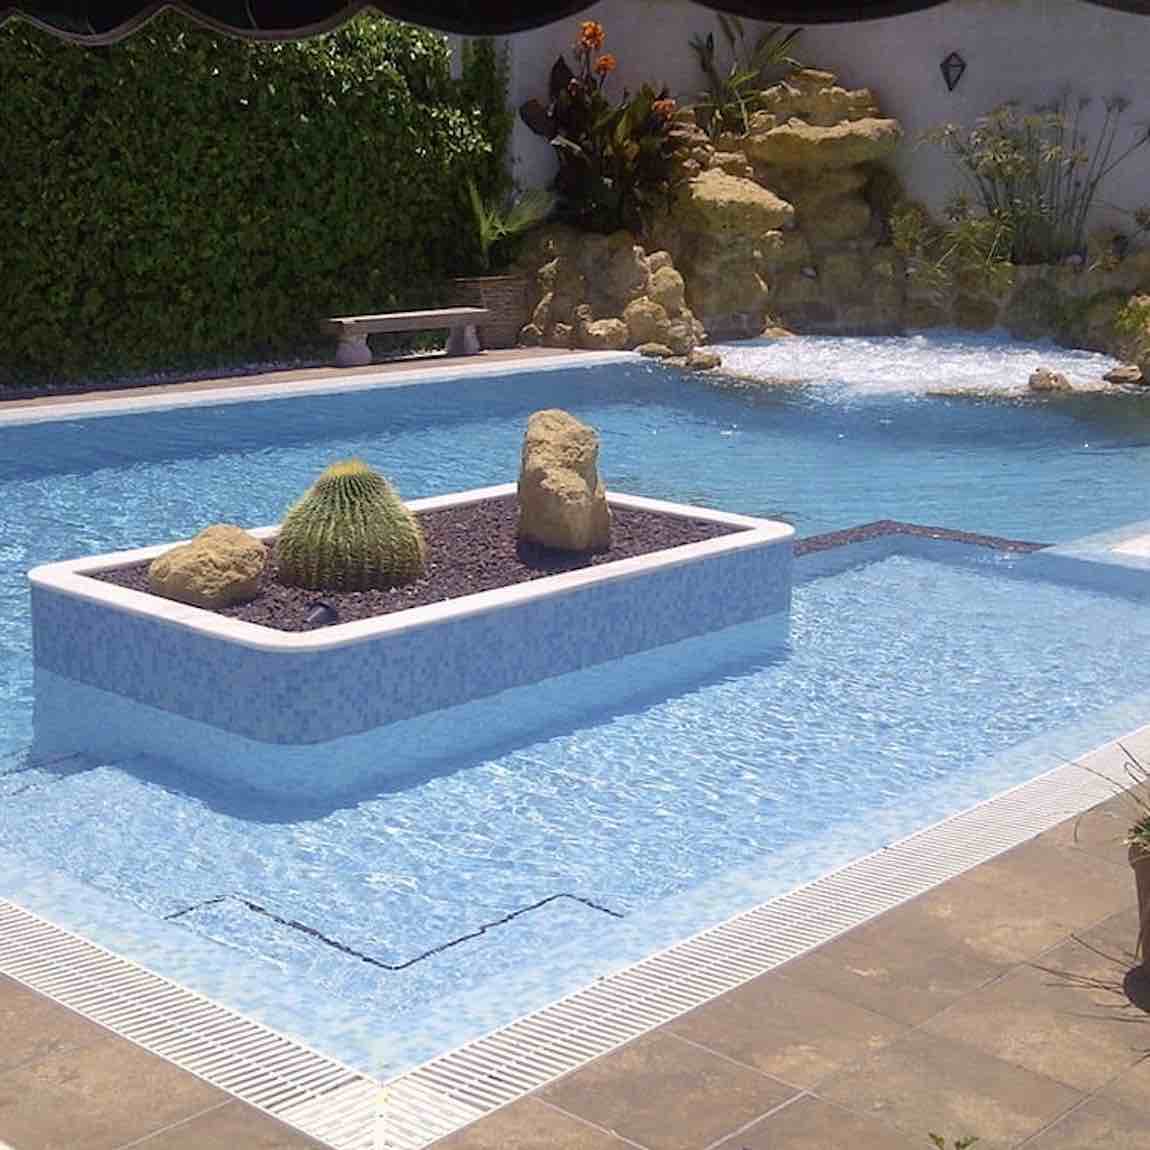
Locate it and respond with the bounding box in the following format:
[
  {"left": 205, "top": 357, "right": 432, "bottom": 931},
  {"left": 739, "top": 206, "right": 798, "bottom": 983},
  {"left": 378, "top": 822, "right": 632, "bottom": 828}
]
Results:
[{"left": 320, "top": 307, "right": 491, "bottom": 367}]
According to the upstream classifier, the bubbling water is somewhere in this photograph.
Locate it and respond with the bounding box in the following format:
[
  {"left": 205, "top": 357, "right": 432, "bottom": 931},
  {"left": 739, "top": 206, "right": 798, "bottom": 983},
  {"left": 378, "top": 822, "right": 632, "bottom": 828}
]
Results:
[{"left": 714, "top": 330, "right": 1119, "bottom": 399}]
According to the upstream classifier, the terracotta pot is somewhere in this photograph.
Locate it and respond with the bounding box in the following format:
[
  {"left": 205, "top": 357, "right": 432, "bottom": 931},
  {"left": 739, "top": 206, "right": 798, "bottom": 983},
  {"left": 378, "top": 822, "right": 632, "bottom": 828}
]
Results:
[
  {"left": 450, "top": 275, "right": 530, "bottom": 350},
  {"left": 1130, "top": 841, "right": 1150, "bottom": 973}
]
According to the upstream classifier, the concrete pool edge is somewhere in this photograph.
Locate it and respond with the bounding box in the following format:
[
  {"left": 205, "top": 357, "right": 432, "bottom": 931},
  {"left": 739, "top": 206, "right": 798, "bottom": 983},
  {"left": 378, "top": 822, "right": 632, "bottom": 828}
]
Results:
[{"left": 0, "top": 351, "right": 637, "bottom": 426}]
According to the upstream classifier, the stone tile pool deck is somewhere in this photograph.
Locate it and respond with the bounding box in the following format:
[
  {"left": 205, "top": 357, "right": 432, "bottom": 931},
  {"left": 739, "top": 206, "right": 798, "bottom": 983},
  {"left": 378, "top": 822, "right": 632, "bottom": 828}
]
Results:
[{"left": 1, "top": 792, "right": 1145, "bottom": 1150}]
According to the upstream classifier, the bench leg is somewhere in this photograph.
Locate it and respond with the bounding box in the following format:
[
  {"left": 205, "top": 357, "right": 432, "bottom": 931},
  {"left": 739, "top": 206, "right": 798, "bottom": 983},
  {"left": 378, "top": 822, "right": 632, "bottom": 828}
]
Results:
[
  {"left": 334, "top": 332, "right": 372, "bottom": 368},
  {"left": 446, "top": 324, "right": 481, "bottom": 357}
]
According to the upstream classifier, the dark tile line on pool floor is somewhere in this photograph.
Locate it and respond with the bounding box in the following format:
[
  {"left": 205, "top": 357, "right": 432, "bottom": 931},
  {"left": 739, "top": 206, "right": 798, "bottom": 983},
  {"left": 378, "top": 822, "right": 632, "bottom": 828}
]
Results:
[{"left": 163, "top": 891, "right": 624, "bottom": 973}]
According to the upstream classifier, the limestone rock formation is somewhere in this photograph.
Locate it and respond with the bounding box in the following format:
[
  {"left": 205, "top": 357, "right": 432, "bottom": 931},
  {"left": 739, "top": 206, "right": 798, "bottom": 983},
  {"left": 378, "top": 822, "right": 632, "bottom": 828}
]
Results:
[
  {"left": 1104, "top": 363, "right": 1144, "bottom": 385},
  {"left": 517, "top": 409, "right": 611, "bottom": 553},
  {"left": 517, "top": 228, "right": 706, "bottom": 356},
  {"left": 685, "top": 348, "right": 722, "bottom": 371},
  {"left": 649, "top": 69, "right": 904, "bottom": 339},
  {"left": 148, "top": 524, "right": 266, "bottom": 609},
  {"left": 743, "top": 117, "right": 901, "bottom": 169},
  {"left": 1028, "top": 367, "right": 1072, "bottom": 393}
]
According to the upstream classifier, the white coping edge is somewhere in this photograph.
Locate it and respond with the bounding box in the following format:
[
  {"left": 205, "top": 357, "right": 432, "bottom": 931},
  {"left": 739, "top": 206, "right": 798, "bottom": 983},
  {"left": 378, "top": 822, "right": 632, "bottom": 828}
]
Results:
[
  {"left": 28, "top": 485, "right": 793, "bottom": 653},
  {"left": 0, "top": 352, "right": 636, "bottom": 426}
]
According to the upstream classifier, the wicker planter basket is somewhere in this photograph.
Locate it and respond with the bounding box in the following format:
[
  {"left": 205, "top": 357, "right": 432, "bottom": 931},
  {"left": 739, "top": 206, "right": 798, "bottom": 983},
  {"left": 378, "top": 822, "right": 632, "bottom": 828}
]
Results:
[{"left": 450, "top": 275, "right": 530, "bottom": 350}]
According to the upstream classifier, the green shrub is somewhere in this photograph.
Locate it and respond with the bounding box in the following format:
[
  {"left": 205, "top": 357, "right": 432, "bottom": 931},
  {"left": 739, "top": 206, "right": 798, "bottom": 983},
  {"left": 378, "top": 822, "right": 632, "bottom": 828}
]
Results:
[
  {"left": 457, "top": 37, "right": 515, "bottom": 207},
  {"left": 276, "top": 459, "right": 426, "bottom": 591},
  {"left": 0, "top": 14, "right": 494, "bottom": 385},
  {"left": 924, "top": 97, "right": 1150, "bottom": 265},
  {"left": 892, "top": 201, "right": 1015, "bottom": 304}
]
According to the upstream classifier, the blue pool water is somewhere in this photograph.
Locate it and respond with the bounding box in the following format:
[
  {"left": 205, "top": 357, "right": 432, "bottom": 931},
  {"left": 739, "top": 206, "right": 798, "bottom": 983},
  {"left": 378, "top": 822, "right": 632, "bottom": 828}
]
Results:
[{"left": 4, "top": 336, "right": 1150, "bottom": 1070}]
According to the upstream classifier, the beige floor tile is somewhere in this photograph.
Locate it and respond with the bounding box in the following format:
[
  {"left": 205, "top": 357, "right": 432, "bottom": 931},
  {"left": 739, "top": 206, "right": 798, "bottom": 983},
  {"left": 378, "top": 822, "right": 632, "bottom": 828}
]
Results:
[
  {"left": 127, "top": 1100, "right": 328, "bottom": 1148},
  {"left": 923, "top": 959, "right": 1146, "bottom": 1091},
  {"left": 668, "top": 972, "right": 906, "bottom": 1088},
  {"left": 0, "top": 977, "right": 105, "bottom": 1075},
  {"left": 1020, "top": 1095, "right": 1150, "bottom": 1148},
  {"left": 431, "top": 1098, "right": 633, "bottom": 1150},
  {"left": 1039, "top": 795, "right": 1138, "bottom": 869},
  {"left": 780, "top": 916, "right": 1004, "bottom": 1026},
  {"left": 1099, "top": 1053, "right": 1150, "bottom": 1113},
  {"left": 124, "top": 1099, "right": 354, "bottom": 1145},
  {"left": 0, "top": 1031, "right": 226, "bottom": 1150},
  {"left": 710, "top": 1093, "right": 922, "bottom": 1150},
  {"left": 540, "top": 1032, "right": 797, "bottom": 1150},
  {"left": 819, "top": 1028, "right": 1082, "bottom": 1150},
  {"left": 859, "top": 841, "right": 1131, "bottom": 968}
]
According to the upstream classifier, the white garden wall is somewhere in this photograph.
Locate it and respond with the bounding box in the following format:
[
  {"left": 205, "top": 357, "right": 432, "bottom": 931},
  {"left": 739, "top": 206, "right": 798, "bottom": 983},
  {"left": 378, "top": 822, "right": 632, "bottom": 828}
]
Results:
[{"left": 493, "top": 0, "right": 1150, "bottom": 230}]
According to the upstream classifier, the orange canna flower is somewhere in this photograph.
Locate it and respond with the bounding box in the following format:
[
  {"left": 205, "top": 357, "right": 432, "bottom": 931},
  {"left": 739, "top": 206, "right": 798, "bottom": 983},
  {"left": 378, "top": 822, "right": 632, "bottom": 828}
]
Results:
[
  {"left": 579, "top": 20, "right": 605, "bottom": 51},
  {"left": 652, "top": 98, "right": 677, "bottom": 120},
  {"left": 594, "top": 53, "right": 617, "bottom": 77}
]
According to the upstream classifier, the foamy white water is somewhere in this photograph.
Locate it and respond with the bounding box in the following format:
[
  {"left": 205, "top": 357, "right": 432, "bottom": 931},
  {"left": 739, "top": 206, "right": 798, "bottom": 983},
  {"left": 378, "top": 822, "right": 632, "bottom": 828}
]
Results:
[{"left": 713, "top": 330, "right": 1119, "bottom": 398}]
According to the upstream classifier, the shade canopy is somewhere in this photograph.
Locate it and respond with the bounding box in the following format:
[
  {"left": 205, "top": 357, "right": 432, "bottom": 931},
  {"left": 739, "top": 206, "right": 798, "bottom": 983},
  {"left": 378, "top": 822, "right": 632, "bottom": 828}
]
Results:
[
  {"left": 0, "top": 1, "right": 951, "bottom": 44},
  {"left": 0, "top": 0, "right": 1145, "bottom": 44}
]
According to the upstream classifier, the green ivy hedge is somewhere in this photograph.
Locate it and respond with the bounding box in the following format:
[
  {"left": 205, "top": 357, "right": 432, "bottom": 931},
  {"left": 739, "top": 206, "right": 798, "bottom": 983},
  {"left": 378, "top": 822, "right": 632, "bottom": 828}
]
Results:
[{"left": 0, "top": 15, "right": 496, "bottom": 385}]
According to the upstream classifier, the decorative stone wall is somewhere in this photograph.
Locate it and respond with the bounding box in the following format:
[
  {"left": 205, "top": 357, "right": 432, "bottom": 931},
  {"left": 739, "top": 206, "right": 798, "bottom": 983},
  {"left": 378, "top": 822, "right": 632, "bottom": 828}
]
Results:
[
  {"left": 517, "top": 228, "right": 707, "bottom": 359},
  {"left": 514, "top": 64, "right": 1150, "bottom": 362},
  {"left": 650, "top": 68, "right": 904, "bottom": 339}
]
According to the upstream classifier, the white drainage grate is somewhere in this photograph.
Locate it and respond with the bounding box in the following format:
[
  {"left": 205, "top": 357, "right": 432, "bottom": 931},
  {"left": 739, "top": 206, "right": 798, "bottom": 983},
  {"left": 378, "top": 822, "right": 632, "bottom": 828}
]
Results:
[
  {"left": 376, "top": 757, "right": 1122, "bottom": 1149},
  {"left": 0, "top": 754, "right": 1128, "bottom": 1150},
  {"left": 0, "top": 900, "right": 380, "bottom": 1149}
]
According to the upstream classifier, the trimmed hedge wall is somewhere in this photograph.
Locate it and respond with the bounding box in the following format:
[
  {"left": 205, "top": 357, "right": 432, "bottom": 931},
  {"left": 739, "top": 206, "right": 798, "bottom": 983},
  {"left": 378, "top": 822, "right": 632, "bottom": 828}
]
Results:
[{"left": 0, "top": 15, "right": 495, "bottom": 385}]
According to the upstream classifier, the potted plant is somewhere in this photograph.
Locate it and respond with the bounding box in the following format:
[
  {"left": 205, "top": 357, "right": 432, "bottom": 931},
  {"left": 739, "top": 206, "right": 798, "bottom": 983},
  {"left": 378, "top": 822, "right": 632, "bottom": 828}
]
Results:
[{"left": 451, "top": 182, "right": 553, "bottom": 349}]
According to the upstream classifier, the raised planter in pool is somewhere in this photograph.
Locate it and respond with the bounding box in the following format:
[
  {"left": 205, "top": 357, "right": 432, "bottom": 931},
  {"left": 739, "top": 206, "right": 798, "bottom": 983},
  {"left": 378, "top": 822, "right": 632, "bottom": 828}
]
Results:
[{"left": 29, "top": 484, "right": 794, "bottom": 798}]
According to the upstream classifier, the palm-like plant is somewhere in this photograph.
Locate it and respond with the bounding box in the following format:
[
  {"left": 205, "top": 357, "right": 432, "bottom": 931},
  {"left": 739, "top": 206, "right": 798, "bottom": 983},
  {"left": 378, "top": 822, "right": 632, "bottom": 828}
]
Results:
[
  {"left": 467, "top": 182, "right": 554, "bottom": 273},
  {"left": 689, "top": 16, "right": 801, "bottom": 140}
]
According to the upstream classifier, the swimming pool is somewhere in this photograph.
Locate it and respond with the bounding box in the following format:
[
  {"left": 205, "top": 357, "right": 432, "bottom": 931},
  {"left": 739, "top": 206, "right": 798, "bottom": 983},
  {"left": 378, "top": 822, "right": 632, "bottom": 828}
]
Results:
[{"left": 3, "top": 337, "right": 1150, "bottom": 1076}]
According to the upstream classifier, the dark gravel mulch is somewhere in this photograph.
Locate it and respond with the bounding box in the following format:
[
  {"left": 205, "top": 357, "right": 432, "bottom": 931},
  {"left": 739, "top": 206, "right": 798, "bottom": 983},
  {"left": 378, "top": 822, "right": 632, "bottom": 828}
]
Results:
[{"left": 95, "top": 494, "right": 739, "bottom": 631}]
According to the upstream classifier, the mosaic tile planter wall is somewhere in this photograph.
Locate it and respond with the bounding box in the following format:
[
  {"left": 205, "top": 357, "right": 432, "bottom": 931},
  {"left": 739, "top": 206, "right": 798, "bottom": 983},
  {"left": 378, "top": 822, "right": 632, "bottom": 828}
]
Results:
[{"left": 29, "top": 485, "right": 793, "bottom": 798}]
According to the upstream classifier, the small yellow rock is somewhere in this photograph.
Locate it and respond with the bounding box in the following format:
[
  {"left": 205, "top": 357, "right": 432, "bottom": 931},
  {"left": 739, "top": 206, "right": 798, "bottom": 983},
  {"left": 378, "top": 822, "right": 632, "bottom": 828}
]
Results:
[{"left": 148, "top": 524, "right": 266, "bottom": 609}]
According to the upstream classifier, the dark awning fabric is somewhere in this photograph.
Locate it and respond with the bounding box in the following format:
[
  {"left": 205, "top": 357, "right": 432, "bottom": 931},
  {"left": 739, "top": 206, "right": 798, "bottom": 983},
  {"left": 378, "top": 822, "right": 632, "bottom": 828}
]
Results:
[
  {"left": 0, "top": 0, "right": 1145, "bottom": 43},
  {"left": 0, "top": 1, "right": 957, "bottom": 44}
]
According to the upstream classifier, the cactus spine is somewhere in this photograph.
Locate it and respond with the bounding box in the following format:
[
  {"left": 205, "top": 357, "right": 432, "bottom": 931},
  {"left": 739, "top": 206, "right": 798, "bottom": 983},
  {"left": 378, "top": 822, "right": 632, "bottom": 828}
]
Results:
[{"left": 275, "top": 459, "right": 426, "bottom": 591}]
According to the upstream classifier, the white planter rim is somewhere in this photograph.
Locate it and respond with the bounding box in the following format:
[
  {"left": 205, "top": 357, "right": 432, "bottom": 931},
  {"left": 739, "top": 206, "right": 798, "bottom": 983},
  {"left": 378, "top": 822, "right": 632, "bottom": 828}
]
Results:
[{"left": 29, "top": 484, "right": 793, "bottom": 653}]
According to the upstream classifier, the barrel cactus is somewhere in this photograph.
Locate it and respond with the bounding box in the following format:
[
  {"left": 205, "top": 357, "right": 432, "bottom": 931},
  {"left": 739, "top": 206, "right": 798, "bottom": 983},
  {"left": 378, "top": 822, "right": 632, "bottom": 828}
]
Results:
[{"left": 275, "top": 459, "right": 426, "bottom": 591}]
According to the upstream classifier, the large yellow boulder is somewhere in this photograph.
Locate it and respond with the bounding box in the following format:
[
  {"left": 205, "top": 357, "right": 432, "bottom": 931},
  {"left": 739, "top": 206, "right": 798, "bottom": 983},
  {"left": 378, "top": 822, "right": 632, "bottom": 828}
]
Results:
[
  {"left": 623, "top": 297, "right": 671, "bottom": 345},
  {"left": 148, "top": 524, "right": 266, "bottom": 609},
  {"left": 517, "top": 410, "right": 611, "bottom": 553},
  {"left": 743, "top": 117, "right": 901, "bottom": 169},
  {"left": 677, "top": 168, "right": 794, "bottom": 234}
]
